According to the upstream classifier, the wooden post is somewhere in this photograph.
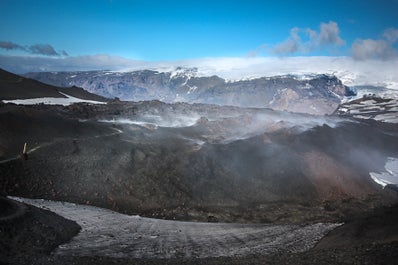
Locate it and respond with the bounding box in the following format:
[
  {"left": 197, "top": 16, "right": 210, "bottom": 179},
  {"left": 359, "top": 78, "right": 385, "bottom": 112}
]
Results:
[{"left": 22, "top": 142, "right": 28, "bottom": 160}]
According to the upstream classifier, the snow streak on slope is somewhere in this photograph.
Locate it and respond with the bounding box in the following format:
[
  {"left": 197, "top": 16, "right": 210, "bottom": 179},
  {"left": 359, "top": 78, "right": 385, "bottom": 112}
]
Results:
[
  {"left": 12, "top": 197, "right": 340, "bottom": 259},
  {"left": 2, "top": 92, "right": 106, "bottom": 106},
  {"left": 99, "top": 114, "right": 201, "bottom": 128},
  {"left": 370, "top": 157, "right": 398, "bottom": 188}
]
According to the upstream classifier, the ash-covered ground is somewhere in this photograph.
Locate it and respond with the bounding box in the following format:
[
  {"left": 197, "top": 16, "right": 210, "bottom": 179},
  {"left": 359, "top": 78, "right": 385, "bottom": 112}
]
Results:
[
  {"left": 12, "top": 197, "right": 340, "bottom": 259},
  {"left": 1, "top": 100, "right": 398, "bottom": 264}
]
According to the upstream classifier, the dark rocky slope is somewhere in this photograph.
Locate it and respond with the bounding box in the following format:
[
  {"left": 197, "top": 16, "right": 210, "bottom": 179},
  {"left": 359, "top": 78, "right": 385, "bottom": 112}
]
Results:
[
  {"left": 1, "top": 101, "right": 396, "bottom": 224},
  {"left": 0, "top": 68, "right": 65, "bottom": 100},
  {"left": 0, "top": 103, "right": 114, "bottom": 159},
  {"left": 1, "top": 100, "right": 398, "bottom": 264},
  {"left": 0, "top": 196, "right": 80, "bottom": 265},
  {"left": 0, "top": 68, "right": 108, "bottom": 102}
]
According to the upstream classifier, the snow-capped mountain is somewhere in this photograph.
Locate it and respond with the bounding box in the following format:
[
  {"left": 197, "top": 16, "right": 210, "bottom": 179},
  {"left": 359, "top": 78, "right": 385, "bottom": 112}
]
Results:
[{"left": 25, "top": 68, "right": 354, "bottom": 115}]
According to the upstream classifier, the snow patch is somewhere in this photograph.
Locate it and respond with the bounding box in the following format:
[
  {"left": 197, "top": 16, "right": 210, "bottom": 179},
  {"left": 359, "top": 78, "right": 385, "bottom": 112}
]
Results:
[
  {"left": 187, "top": 85, "right": 198, "bottom": 94},
  {"left": 169, "top": 67, "right": 198, "bottom": 80},
  {"left": 370, "top": 157, "right": 398, "bottom": 188},
  {"left": 2, "top": 92, "right": 106, "bottom": 106},
  {"left": 99, "top": 114, "right": 200, "bottom": 128}
]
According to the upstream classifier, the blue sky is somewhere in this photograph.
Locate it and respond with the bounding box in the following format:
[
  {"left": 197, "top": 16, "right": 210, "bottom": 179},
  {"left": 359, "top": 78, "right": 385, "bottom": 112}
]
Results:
[
  {"left": 0, "top": 0, "right": 397, "bottom": 60},
  {"left": 0, "top": 0, "right": 398, "bottom": 76}
]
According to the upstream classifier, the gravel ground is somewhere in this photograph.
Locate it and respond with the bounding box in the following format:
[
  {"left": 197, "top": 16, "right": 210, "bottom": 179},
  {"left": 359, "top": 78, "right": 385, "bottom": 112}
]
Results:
[
  {"left": 1, "top": 102, "right": 398, "bottom": 264},
  {"left": 0, "top": 197, "right": 80, "bottom": 265},
  {"left": 13, "top": 197, "right": 340, "bottom": 259},
  {"left": 10, "top": 242, "right": 398, "bottom": 265},
  {"left": 2, "top": 198, "right": 398, "bottom": 265}
]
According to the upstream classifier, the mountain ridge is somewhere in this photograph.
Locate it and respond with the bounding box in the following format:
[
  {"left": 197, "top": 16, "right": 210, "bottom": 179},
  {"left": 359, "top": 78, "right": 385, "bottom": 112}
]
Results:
[{"left": 25, "top": 68, "right": 355, "bottom": 115}]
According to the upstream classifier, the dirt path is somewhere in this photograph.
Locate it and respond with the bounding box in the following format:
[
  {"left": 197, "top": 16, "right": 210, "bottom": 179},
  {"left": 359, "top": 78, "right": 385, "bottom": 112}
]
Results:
[
  {"left": 13, "top": 197, "right": 340, "bottom": 259},
  {"left": 0, "top": 126, "right": 123, "bottom": 164}
]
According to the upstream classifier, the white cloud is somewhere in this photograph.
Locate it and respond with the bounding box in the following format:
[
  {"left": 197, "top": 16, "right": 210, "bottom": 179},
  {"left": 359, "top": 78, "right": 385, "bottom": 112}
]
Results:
[
  {"left": 351, "top": 27, "right": 398, "bottom": 61},
  {"left": 383, "top": 28, "right": 398, "bottom": 43},
  {"left": 318, "top": 21, "right": 345, "bottom": 46},
  {"left": 246, "top": 44, "right": 268, "bottom": 57},
  {"left": 273, "top": 38, "right": 299, "bottom": 54},
  {"left": 272, "top": 21, "right": 345, "bottom": 55},
  {"left": 273, "top": 27, "right": 304, "bottom": 55},
  {"left": 352, "top": 39, "right": 397, "bottom": 60}
]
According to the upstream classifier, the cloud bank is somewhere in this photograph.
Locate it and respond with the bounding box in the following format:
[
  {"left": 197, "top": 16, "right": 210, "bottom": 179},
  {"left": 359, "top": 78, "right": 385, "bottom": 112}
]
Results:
[
  {"left": 0, "top": 54, "right": 144, "bottom": 73},
  {"left": 0, "top": 41, "right": 67, "bottom": 56},
  {"left": 383, "top": 28, "right": 398, "bottom": 43},
  {"left": 352, "top": 28, "right": 398, "bottom": 60},
  {"left": 1, "top": 54, "right": 398, "bottom": 90},
  {"left": 268, "top": 22, "right": 398, "bottom": 61},
  {"left": 0, "top": 41, "right": 25, "bottom": 50}
]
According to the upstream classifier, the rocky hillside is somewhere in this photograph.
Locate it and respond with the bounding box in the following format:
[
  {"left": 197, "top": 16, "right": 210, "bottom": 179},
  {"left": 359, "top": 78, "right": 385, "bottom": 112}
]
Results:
[
  {"left": 25, "top": 68, "right": 354, "bottom": 115},
  {"left": 0, "top": 69, "right": 108, "bottom": 102},
  {"left": 1, "top": 68, "right": 66, "bottom": 100}
]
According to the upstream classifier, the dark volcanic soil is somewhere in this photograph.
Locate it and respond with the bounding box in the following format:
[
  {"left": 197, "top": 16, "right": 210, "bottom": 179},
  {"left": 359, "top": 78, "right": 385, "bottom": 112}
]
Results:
[
  {"left": 22, "top": 242, "right": 398, "bottom": 265},
  {"left": 3, "top": 201, "right": 398, "bottom": 265},
  {"left": 0, "top": 197, "right": 80, "bottom": 265},
  {"left": 1, "top": 100, "right": 398, "bottom": 264},
  {"left": 1, "top": 101, "right": 398, "bottom": 224},
  {"left": 0, "top": 103, "right": 115, "bottom": 159}
]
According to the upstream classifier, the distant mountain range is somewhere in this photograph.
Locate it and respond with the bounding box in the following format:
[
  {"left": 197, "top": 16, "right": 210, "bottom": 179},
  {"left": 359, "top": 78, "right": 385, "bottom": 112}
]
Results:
[{"left": 25, "top": 67, "right": 355, "bottom": 115}]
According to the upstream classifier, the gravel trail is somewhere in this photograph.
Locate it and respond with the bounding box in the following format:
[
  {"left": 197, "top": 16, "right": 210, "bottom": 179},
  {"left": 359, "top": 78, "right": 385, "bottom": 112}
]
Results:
[{"left": 13, "top": 197, "right": 340, "bottom": 259}]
